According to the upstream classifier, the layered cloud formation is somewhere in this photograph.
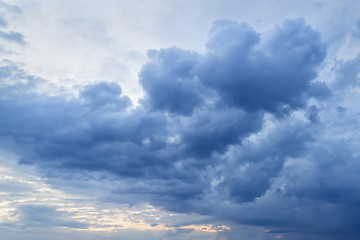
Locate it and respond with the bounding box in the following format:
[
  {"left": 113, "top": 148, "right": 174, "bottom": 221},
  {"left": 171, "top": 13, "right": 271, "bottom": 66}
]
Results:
[{"left": 1, "top": 16, "right": 360, "bottom": 240}]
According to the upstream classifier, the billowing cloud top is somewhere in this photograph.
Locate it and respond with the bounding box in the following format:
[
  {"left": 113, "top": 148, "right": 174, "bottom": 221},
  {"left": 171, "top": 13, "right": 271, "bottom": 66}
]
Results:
[{"left": 1, "top": 14, "right": 360, "bottom": 240}]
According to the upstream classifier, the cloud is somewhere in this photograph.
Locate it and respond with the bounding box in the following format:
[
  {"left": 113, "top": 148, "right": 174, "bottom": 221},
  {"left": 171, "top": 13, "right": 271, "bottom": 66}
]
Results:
[
  {"left": 352, "top": 20, "right": 360, "bottom": 39},
  {"left": 333, "top": 54, "right": 360, "bottom": 89},
  {"left": 218, "top": 118, "right": 316, "bottom": 203},
  {"left": 0, "top": 1, "right": 24, "bottom": 50},
  {"left": 4, "top": 16, "right": 360, "bottom": 240},
  {"left": 0, "top": 1, "right": 21, "bottom": 14},
  {"left": 197, "top": 18, "right": 326, "bottom": 115},
  {"left": 0, "top": 16, "right": 7, "bottom": 27},
  {"left": 0, "top": 84, "right": 169, "bottom": 178},
  {"left": 139, "top": 47, "right": 203, "bottom": 115},
  {"left": 80, "top": 82, "right": 132, "bottom": 110},
  {"left": 15, "top": 205, "right": 87, "bottom": 229},
  {"left": 177, "top": 108, "right": 263, "bottom": 159},
  {"left": 0, "top": 30, "right": 24, "bottom": 44},
  {"left": 140, "top": 18, "right": 327, "bottom": 117}
]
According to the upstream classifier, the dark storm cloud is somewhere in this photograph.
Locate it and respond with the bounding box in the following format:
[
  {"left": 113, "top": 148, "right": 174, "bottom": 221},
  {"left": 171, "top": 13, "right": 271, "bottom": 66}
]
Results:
[
  {"left": 197, "top": 18, "right": 326, "bottom": 115},
  {"left": 284, "top": 138, "right": 360, "bottom": 206},
  {"left": 140, "top": 18, "right": 327, "bottom": 116},
  {"left": 218, "top": 119, "right": 316, "bottom": 203},
  {"left": 6, "top": 17, "right": 360, "bottom": 240},
  {"left": 0, "top": 84, "right": 170, "bottom": 178},
  {"left": 176, "top": 108, "right": 263, "bottom": 158},
  {"left": 139, "top": 47, "right": 203, "bottom": 115}
]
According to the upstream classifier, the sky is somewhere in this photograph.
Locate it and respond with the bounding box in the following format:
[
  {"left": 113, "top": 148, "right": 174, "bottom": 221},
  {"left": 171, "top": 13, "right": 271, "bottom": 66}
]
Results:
[{"left": 0, "top": 0, "right": 360, "bottom": 239}]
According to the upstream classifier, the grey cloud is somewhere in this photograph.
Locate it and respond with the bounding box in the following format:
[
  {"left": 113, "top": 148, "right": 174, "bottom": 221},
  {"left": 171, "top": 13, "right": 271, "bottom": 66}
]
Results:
[
  {"left": 16, "top": 205, "right": 87, "bottom": 229},
  {"left": 80, "top": 81, "right": 132, "bottom": 110},
  {"left": 139, "top": 47, "right": 203, "bottom": 115},
  {"left": 0, "top": 1, "right": 21, "bottom": 14},
  {"left": 218, "top": 118, "right": 316, "bottom": 203},
  {"left": 0, "top": 16, "right": 7, "bottom": 27},
  {"left": 333, "top": 54, "right": 360, "bottom": 89},
  {"left": 197, "top": 18, "right": 327, "bottom": 115},
  {"left": 5, "top": 17, "right": 360, "bottom": 240},
  {"left": 0, "top": 30, "right": 24, "bottom": 44}
]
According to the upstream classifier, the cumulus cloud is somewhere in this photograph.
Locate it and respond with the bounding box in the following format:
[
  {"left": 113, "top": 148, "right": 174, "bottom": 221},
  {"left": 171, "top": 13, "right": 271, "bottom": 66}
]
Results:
[
  {"left": 80, "top": 82, "right": 132, "bottom": 110},
  {"left": 197, "top": 18, "right": 326, "bottom": 115},
  {"left": 140, "top": 47, "right": 203, "bottom": 115},
  {"left": 3, "top": 16, "right": 360, "bottom": 240}
]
